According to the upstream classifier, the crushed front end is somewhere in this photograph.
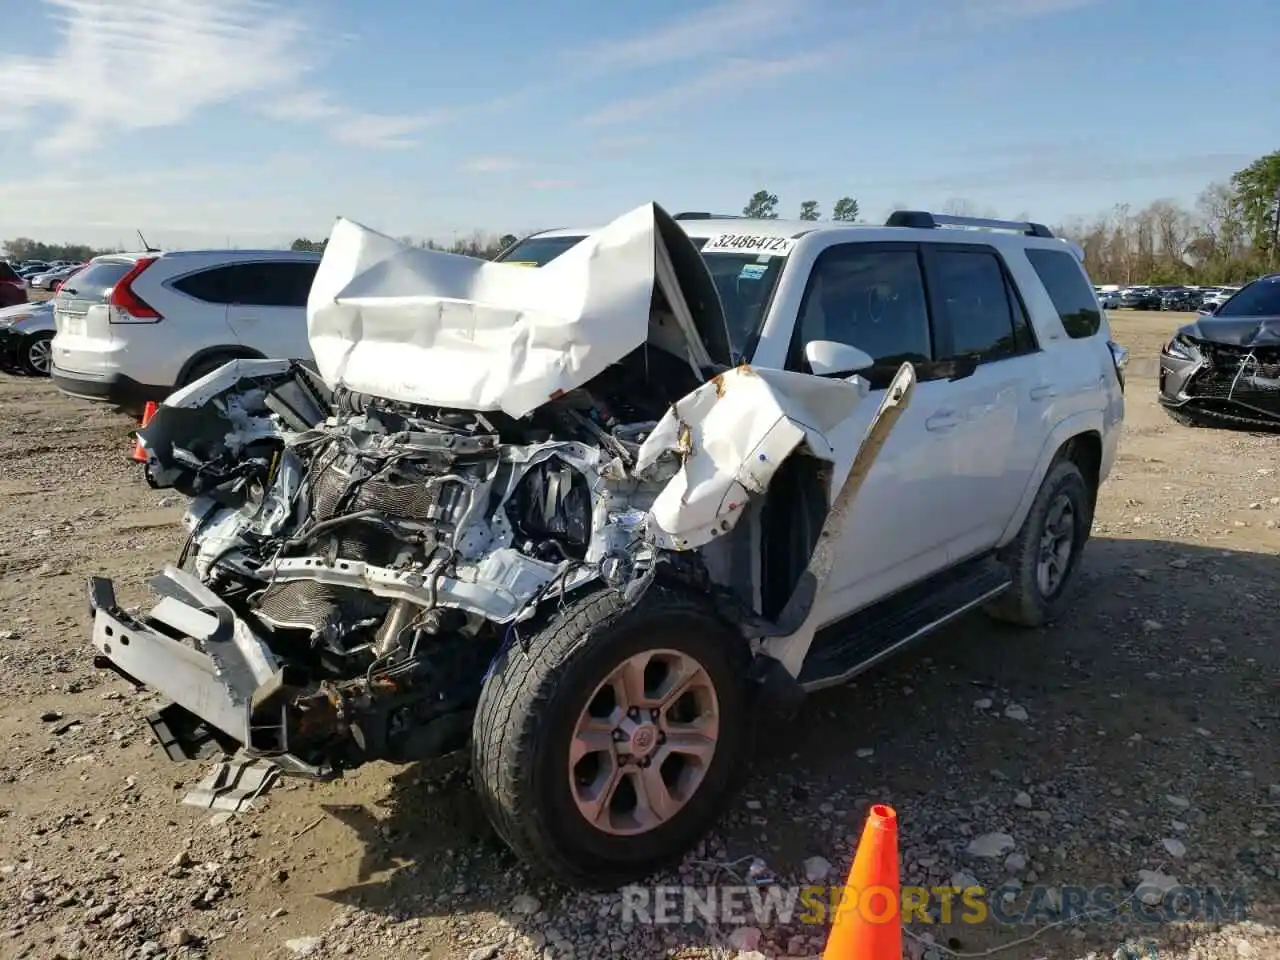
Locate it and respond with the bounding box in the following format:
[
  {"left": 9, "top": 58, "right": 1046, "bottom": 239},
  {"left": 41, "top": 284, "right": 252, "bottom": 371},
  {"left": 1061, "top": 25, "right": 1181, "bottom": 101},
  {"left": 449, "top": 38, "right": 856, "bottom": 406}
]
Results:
[
  {"left": 87, "top": 203, "right": 886, "bottom": 799},
  {"left": 91, "top": 353, "right": 706, "bottom": 775},
  {"left": 1160, "top": 333, "right": 1280, "bottom": 429}
]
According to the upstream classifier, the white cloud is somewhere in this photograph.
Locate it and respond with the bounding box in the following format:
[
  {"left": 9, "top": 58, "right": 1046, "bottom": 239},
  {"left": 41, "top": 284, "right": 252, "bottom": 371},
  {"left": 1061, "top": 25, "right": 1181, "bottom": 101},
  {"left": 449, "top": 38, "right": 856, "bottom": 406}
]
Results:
[
  {"left": 0, "top": 0, "right": 312, "bottom": 158},
  {"left": 259, "top": 89, "right": 438, "bottom": 148},
  {"left": 962, "top": 0, "right": 1105, "bottom": 18},
  {"left": 462, "top": 156, "right": 525, "bottom": 173},
  {"left": 580, "top": 52, "right": 826, "bottom": 127},
  {"left": 572, "top": 0, "right": 807, "bottom": 72}
]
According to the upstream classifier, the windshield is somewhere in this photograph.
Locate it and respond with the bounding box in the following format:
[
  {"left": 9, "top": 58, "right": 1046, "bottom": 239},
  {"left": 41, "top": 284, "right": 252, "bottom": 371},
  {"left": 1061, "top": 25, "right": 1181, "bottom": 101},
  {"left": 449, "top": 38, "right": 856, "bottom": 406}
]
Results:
[
  {"left": 1216, "top": 276, "right": 1280, "bottom": 317},
  {"left": 495, "top": 234, "right": 785, "bottom": 358},
  {"left": 494, "top": 235, "right": 586, "bottom": 267}
]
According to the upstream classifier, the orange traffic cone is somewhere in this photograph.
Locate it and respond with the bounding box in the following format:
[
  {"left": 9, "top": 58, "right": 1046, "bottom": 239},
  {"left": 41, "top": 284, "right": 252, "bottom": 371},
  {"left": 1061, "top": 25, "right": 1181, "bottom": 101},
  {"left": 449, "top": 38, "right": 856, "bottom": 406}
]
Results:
[
  {"left": 823, "top": 803, "right": 901, "bottom": 960},
  {"left": 131, "top": 401, "right": 158, "bottom": 462}
]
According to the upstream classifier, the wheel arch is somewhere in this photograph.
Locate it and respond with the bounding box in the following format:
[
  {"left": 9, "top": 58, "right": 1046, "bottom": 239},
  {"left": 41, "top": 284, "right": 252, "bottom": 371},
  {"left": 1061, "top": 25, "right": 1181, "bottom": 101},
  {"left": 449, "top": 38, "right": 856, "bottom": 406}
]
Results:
[
  {"left": 998, "top": 414, "right": 1104, "bottom": 548},
  {"left": 176, "top": 344, "right": 267, "bottom": 386}
]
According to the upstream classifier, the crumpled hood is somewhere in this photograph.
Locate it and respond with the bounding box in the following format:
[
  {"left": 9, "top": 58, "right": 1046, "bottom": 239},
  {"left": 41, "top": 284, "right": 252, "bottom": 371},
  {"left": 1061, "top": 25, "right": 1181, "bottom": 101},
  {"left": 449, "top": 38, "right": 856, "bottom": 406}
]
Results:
[
  {"left": 307, "top": 202, "right": 732, "bottom": 418},
  {"left": 1179, "top": 315, "right": 1280, "bottom": 347}
]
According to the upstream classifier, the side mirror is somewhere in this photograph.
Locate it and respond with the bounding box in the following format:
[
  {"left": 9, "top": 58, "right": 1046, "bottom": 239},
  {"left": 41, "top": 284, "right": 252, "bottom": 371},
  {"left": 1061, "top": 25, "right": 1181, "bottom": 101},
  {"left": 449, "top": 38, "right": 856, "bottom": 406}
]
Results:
[{"left": 804, "top": 339, "right": 874, "bottom": 377}]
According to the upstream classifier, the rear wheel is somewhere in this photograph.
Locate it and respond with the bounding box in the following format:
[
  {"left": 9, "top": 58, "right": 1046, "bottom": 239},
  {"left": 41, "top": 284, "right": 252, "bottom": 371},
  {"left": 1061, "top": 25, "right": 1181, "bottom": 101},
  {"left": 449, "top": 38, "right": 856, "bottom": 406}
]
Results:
[
  {"left": 472, "top": 586, "right": 751, "bottom": 888},
  {"left": 181, "top": 352, "right": 244, "bottom": 386},
  {"left": 22, "top": 332, "right": 53, "bottom": 376},
  {"left": 986, "top": 459, "right": 1093, "bottom": 628}
]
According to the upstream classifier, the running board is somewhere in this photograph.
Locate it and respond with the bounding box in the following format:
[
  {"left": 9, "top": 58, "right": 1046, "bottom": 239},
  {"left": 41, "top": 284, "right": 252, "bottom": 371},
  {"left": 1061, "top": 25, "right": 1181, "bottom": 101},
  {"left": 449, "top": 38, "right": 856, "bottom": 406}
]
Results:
[{"left": 798, "top": 555, "right": 1010, "bottom": 691}]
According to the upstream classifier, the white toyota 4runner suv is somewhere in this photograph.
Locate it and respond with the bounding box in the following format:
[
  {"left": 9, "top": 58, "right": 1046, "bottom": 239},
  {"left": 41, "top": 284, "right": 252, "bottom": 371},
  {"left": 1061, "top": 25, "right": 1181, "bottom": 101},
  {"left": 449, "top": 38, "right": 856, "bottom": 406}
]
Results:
[{"left": 85, "top": 205, "right": 1126, "bottom": 889}]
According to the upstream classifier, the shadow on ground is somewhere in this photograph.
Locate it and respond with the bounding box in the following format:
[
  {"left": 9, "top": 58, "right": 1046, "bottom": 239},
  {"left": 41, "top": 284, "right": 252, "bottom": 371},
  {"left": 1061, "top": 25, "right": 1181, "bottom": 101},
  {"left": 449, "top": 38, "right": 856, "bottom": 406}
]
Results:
[{"left": 310, "top": 537, "right": 1280, "bottom": 958}]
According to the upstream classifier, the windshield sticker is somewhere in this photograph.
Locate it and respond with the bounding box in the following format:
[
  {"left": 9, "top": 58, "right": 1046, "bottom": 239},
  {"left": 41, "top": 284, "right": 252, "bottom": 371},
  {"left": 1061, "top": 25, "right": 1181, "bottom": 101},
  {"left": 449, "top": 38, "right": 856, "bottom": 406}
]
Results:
[
  {"left": 701, "top": 234, "right": 796, "bottom": 256},
  {"left": 739, "top": 263, "right": 768, "bottom": 280}
]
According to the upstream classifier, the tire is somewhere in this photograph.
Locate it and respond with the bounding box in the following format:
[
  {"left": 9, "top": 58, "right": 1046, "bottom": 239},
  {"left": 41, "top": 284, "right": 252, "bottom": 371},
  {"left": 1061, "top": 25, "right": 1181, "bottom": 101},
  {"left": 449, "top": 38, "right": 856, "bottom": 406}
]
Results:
[
  {"left": 181, "top": 352, "right": 243, "bottom": 386},
  {"left": 472, "top": 585, "right": 752, "bottom": 888},
  {"left": 986, "top": 459, "right": 1093, "bottom": 628},
  {"left": 21, "top": 332, "right": 53, "bottom": 376}
]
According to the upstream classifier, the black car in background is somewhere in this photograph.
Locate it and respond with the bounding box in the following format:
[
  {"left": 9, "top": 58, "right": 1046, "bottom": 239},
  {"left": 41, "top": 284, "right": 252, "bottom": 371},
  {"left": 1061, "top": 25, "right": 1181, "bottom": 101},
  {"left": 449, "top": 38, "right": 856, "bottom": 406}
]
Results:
[
  {"left": 1160, "top": 288, "right": 1202, "bottom": 312},
  {"left": 1158, "top": 273, "right": 1280, "bottom": 429},
  {"left": 1120, "top": 287, "right": 1163, "bottom": 310}
]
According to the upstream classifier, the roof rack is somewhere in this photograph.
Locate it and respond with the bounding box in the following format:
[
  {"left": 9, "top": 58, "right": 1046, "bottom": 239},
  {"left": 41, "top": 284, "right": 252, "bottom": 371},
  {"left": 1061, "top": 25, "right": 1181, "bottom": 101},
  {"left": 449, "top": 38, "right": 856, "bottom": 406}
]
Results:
[
  {"left": 673, "top": 212, "right": 745, "bottom": 220},
  {"left": 885, "top": 210, "right": 1055, "bottom": 239}
]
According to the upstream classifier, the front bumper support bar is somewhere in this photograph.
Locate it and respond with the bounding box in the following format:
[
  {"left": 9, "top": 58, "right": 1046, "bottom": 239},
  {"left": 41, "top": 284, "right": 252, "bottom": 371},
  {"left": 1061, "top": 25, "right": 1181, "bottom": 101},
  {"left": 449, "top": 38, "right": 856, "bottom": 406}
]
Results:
[{"left": 87, "top": 571, "right": 330, "bottom": 777}]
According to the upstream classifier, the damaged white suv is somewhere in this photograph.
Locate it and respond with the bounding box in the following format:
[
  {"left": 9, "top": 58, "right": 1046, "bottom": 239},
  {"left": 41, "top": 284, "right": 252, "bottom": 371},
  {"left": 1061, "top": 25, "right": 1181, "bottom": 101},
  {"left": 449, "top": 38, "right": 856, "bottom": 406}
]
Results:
[{"left": 86, "top": 205, "right": 1126, "bottom": 888}]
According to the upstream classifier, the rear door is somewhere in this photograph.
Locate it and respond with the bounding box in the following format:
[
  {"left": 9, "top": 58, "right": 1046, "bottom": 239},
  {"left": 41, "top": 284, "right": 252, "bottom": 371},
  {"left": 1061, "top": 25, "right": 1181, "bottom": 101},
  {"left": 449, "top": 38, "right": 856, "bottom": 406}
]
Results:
[
  {"left": 221, "top": 260, "right": 318, "bottom": 360},
  {"left": 919, "top": 243, "right": 1042, "bottom": 559}
]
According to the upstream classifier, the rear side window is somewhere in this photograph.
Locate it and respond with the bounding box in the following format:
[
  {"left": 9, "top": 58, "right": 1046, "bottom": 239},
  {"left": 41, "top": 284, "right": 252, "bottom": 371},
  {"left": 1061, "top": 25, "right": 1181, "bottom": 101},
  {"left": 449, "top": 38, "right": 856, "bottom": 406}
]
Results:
[
  {"left": 1025, "top": 248, "right": 1102, "bottom": 339},
  {"left": 173, "top": 261, "right": 318, "bottom": 308},
  {"left": 928, "top": 249, "right": 1025, "bottom": 361}
]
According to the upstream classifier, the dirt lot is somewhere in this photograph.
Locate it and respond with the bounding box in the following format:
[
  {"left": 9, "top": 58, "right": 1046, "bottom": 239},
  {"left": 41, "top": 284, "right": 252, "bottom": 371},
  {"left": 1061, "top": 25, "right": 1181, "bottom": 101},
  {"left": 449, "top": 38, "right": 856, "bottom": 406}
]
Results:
[{"left": 1, "top": 311, "right": 1277, "bottom": 960}]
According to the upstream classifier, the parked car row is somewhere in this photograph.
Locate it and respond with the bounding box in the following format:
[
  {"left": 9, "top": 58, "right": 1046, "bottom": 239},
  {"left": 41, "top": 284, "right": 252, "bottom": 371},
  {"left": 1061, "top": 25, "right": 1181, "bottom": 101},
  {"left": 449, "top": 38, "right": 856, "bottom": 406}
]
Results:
[
  {"left": 1093, "top": 283, "right": 1243, "bottom": 312},
  {"left": 0, "top": 258, "right": 91, "bottom": 290}
]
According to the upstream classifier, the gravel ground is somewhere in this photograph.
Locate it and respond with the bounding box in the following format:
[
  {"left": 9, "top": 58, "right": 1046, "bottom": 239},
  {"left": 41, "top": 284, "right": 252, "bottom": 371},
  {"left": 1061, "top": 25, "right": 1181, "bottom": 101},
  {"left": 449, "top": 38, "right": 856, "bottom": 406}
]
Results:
[{"left": 0, "top": 311, "right": 1277, "bottom": 960}]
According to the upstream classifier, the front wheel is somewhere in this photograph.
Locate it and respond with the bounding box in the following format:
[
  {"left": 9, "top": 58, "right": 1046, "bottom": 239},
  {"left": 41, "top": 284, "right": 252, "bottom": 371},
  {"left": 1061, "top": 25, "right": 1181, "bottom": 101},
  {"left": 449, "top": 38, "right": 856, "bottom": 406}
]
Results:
[
  {"left": 471, "top": 586, "right": 751, "bottom": 888},
  {"left": 986, "top": 459, "right": 1093, "bottom": 628}
]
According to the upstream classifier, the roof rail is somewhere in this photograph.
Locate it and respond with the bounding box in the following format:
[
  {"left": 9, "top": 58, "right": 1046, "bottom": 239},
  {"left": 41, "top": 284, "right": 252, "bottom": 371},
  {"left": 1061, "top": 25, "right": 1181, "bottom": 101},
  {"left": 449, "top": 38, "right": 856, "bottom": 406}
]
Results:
[
  {"left": 885, "top": 210, "right": 1055, "bottom": 239},
  {"left": 673, "top": 212, "right": 744, "bottom": 220}
]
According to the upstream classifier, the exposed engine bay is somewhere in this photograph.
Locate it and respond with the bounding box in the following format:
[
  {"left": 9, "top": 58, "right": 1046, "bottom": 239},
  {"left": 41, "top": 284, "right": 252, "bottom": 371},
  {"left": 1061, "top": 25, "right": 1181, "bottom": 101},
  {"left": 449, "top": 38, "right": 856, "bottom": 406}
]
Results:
[
  {"left": 87, "top": 202, "right": 887, "bottom": 781},
  {"left": 149, "top": 349, "right": 716, "bottom": 769}
]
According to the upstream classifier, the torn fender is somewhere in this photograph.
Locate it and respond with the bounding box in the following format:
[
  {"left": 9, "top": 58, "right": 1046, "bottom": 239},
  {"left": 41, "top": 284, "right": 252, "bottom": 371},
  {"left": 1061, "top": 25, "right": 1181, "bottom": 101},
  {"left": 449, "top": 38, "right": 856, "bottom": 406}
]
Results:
[{"left": 635, "top": 365, "right": 868, "bottom": 551}]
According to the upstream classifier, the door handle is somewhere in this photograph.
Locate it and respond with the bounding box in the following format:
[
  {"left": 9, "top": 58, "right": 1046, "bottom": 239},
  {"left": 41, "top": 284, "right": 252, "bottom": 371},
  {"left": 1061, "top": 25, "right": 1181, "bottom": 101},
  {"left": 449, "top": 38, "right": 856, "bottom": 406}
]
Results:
[
  {"left": 925, "top": 410, "right": 959, "bottom": 432},
  {"left": 1030, "top": 385, "right": 1058, "bottom": 401}
]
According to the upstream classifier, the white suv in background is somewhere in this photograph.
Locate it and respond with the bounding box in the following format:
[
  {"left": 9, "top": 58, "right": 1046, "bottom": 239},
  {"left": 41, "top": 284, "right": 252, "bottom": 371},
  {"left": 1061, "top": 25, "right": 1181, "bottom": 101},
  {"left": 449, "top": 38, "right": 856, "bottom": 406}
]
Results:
[{"left": 51, "top": 249, "right": 321, "bottom": 414}]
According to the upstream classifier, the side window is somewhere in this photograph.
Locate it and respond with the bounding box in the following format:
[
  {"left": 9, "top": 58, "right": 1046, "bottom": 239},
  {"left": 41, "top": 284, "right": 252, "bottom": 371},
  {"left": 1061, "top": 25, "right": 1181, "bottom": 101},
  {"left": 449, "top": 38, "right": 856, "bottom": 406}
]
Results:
[
  {"left": 171, "top": 266, "right": 234, "bottom": 304},
  {"left": 1024, "top": 248, "right": 1101, "bottom": 338},
  {"left": 928, "top": 249, "right": 1021, "bottom": 361},
  {"left": 793, "top": 245, "right": 931, "bottom": 384},
  {"left": 1005, "top": 275, "right": 1037, "bottom": 353},
  {"left": 224, "top": 261, "right": 318, "bottom": 308}
]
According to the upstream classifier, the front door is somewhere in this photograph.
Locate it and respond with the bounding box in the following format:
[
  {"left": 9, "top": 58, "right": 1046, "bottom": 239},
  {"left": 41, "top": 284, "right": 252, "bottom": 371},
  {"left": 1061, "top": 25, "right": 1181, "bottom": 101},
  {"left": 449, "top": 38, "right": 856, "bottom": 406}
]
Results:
[{"left": 777, "top": 241, "right": 965, "bottom": 624}]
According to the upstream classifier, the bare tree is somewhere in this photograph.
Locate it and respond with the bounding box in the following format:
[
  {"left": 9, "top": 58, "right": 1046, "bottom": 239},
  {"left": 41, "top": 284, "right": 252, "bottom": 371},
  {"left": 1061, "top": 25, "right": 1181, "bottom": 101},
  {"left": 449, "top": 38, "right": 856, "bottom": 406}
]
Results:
[{"left": 941, "top": 198, "right": 979, "bottom": 216}]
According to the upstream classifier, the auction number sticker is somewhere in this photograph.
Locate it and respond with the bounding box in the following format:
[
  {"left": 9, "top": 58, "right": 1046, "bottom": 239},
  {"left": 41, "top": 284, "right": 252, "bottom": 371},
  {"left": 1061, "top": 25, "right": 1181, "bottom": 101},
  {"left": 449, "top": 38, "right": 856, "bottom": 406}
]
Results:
[{"left": 701, "top": 234, "right": 796, "bottom": 256}]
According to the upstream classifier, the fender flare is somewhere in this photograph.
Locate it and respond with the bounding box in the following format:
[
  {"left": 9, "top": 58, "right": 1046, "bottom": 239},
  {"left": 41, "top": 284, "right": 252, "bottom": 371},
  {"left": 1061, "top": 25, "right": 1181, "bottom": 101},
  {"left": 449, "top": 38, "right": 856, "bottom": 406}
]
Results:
[
  {"left": 997, "top": 410, "right": 1103, "bottom": 546},
  {"left": 176, "top": 345, "right": 266, "bottom": 387}
]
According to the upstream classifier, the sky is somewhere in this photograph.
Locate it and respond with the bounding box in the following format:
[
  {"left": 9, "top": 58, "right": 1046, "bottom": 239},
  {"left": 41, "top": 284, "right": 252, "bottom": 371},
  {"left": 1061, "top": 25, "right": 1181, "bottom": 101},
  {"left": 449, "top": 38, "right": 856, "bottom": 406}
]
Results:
[{"left": 0, "top": 0, "right": 1276, "bottom": 250}]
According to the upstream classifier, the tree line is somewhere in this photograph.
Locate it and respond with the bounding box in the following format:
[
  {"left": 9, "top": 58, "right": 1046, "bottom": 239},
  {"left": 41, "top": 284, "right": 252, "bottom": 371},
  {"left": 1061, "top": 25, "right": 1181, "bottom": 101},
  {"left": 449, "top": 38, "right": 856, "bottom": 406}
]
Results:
[
  {"left": 0, "top": 238, "right": 119, "bottom": 263},
  {"left": 8, "top": 152, "right": 1278, "bottom": 284},
  {"left": 741, "top": 151, "right": 1280, "bottom": 286},
  {"left": 741, "top": 191, "right": 860, "bottom": 222},
  {"left": 288, "top": 231, "right": 520, "bottom": 259}
]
